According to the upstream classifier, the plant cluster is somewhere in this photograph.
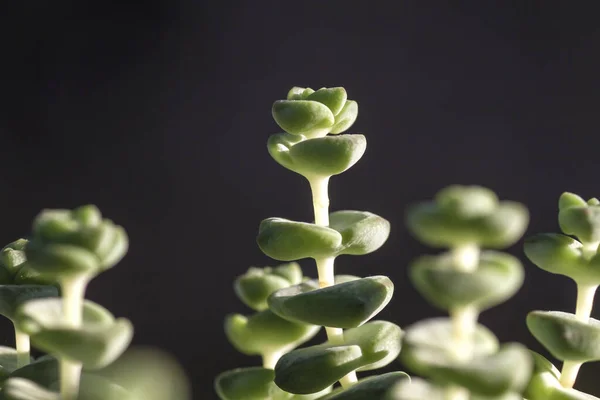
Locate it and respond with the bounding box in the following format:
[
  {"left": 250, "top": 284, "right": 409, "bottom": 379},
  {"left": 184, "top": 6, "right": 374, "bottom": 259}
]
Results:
[
  {"left": 215, "top": 85, "right": 600, "bottom": 400},
  {"left": 0, "top": 206, "right": 190, "bottom": 399}
]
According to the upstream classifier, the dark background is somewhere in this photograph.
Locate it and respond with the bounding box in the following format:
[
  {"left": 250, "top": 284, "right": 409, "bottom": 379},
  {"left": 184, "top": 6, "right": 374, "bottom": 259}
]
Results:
[{"left": 2, "top": 1, "right": 600, "bottom": 398}]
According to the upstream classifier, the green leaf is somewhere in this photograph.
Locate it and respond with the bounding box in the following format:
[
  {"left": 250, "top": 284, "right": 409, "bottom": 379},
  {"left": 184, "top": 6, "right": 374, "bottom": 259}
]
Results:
[
  {"left": 268, "top": 276, "right": 393, "bottom": 328},
  {"left": 330, "top": 101, "right": 358, "bottom": 134},
  {"left": 0, "top": 239, "right": 28, "bottom": 277},
  {"left": 399, "top": 317, "right": 498, "bottom": 377},
  {"left": 267, "top": 133, "right": 366, "bottom": 178},
  {"left": 435, "top": 185, "right": 499, "bottom": 218},
  {"left": 225, "top": 309, "right": 320, "bottom": 356},
  {"left": 8, "top": 356, "right": 58, "bottom": 389},
  {"left": 306, "top": 88, "right": 348, "bottom": 116},
  {"left": 559, "top": 193, "right": 587, "bottom": 211},
  {"left": 274, "top": 345, "right": 364, "bottom": 394},
  {"left": 26, "top": 206, "right": 129, "bottom": 279},
  {"left": 272, "top": 100, "right": 335, "bottom": 139},
  {"left": 0, "top": 378, "right": 59, "bottom": 400},
  {"left": 385, "top": 378, "right": 523, "bottom": 400},
  {"left": 0, "top": 347, "right": 30, "bottom": 383},
  {"left": 527, "top": 311, "right": 600, "bottom": 362},
  {"left": 340, "top": 320, "right": 403, "bottom": 371},
  {"left": 271, "top": 262, "right": 304, "bottom": 285},
  {"left": 406, "top": 186, "right": 529, "bottom": 248},
  {"left": 76, "top": 373, "right": 131, "bottom": 400},
  {"left": 410, "top": 250, "right": 524, "bottom": 311},
  {"left": 329, "top": 211, "right": 390, "bottom": 256},
  {"left": 524, "top": 233, "right": 600, "bottom": 285},
  {"left": 92, "top": 346, "right": 191, "bottom": 400},
  {"left": 429, "top": 343, "right": 533, "bottom": 396},
  {"left": 319, "top": 372, "right": 409, "bottom": 400},
  {"left": 0, "top": 285, "right": 59, "bottom": 321},
  {"left": 524, "top": 352, "right": 599, "bottom": 400},
  {"left": 257, "top": 218, "right": 342, "bottom": 261},
  {"left": 215, "top": 367, "right": 291, "bottom": 400},
  {"left": 558, "top": 192, "right": 600, "bottom": 244},
  {"left": 15, "top": 298, "right": 133, "bottom": 369},
  {"left": 234, "top": 268, "right": 293, "bottom": 311}
]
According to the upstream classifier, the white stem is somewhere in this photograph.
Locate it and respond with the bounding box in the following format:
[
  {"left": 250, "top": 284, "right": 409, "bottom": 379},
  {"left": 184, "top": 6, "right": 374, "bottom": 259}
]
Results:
[
  {"left": 309, "top": 177, "right": 330, "bottom": 226},
  {"left": 560, "top": 360, "right": 582, "bottom": 389},
  {"left": 310, "top": 176, "right": 357, "bottom": 388},
  {"left": 446, "top": 244, "right": 481, "bottom": 398},
  {"left": 452, "top": 243, "right": 480, "bottom": 272},
  {"left": 448, "top": 306, "right": 479, "bottom": 360},
  {"left": 262, "top": 351, "right": 283, "bottom": 369},
  {"left": 60, "top": 359, "right": 83, "bottom": 400},
  {"left": 59, "top": 276, "right": 89, "bottom": 400},
  {"left": 61, "top": 276, "right": 88, "bottom": 327},
  {"left": 575, "top": 284, "right": 597, "bottom": 320},
  {"left": 14, "top": 327, "right": 30, "bottom": 368}
]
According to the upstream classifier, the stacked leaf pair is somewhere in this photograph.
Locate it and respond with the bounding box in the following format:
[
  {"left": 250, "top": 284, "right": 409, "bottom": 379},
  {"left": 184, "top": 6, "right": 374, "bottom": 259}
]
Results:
[
  {"left": 524, "top": 193, "right": 600, "bottom": 400},
  {"left": 0, "top": 206, "right": 139, "bottom": 399},
  {"left": 390, "top": 186, "right": 533, "bottom": 399},
  {"left": 216, "top": 262, "right": 325, "bottom": 400}
]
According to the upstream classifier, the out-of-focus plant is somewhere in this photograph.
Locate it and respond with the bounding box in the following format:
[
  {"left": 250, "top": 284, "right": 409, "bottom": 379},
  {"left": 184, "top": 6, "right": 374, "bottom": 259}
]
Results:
[{"left": 0, "top": 206, "right": 191, "bottom": 399}]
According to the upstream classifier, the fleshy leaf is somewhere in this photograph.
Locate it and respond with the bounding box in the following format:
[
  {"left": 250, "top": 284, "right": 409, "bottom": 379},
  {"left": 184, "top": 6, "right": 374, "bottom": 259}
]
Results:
[
  {"left": 527, "top": 311, "right": 600, "bottom": 362},
  {"left": 0, "top": 239, "right": 28, "bottom": 277},
  {"left": 319, "top": 372, "right": 409, "bottom": 400},
  {"left": 406, "top": 186, "right": 529, "bottom": 248},
  {"left": 385, "top": 378, "right": 523, "bottom": 400},
  {"left": 0, "top": 285, "right": 59, "bottom": 321},
  {"left": 15, "top": 298, "right": 133, "bottom": 369},
  {"left": 400, "top": 317, "right": 498, "bottom": 377},
  {"left": 257, "top": 218, "right": 342, "bottom": 261},
  {"left": 0, "top": 346, "right": 31, "bottom": 383},
  {"left": 524, "top": 352, "right": 599, "bottom": 400},
  {"left": 558, "top": 192, "right": 600, "bottom": 244},
  {"left": 340, "top": 320, "right": 402, "bottom": 371},
  {"left": 8, "top": 356, "right": 58, "bottom": 389},
  {"left": 330, "top": 101, "right": 358, "bottom": 134},
  {"left": 329, "top": 211, "right": 390, "bottom": 256},
  {"left": 214, "top": 367, "right": 290, "bottom": 400},
  {"left": 268, "top": 276, "right": 393, "bottom": 328},
  {"left": 429, "top": 343, "right": 533, "bottom": 396},
  {"left": 91, "top": 346, "right": 191, "bottom": 400},
  {"left": 234, "top": 268, "right": 293, "bottom": 312},
  {"left": 267, "top": 133, "right": 366, "bottom": 178},
  {"left": 523, "top": 233, "right": 599, "bottom": 285},
  {"left": 410, "top": 251, "right": 524, "bottom": 311},
  {"left": 274, "top": 345, "right": 363, "bottom": 394},
  {"left": 306, "top": 87, "right": 348, "bottom": 116},
  {"left": 0, "top": 378, "right": 60, "bottom": 400},
  {"left": 26, "top": 205, "right": 128, "bottom": 279},
  {"left": 272, "top": 100, "right": 335, "bottom": 139},
  {"left": 225, "top": 309, "right": 320, "bottom": 356}
]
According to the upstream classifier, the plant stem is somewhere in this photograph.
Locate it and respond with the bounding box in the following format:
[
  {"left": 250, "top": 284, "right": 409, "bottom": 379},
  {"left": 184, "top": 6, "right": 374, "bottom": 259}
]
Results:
[
  {"left": 14, "top": 327, "right": 30, "bottom": 368},
  {"left": 62, "top": 276, "right": 88, "bottom": 327},
  {"left": 309, "top": 177, "right": 331, "bottom": 226},
  {"left": 575, "top": 284, "right": 597, "bottom": 320},
  {"left": 59, "top": 276, "right": 89, "bottom": 400},
  {"left": 560, "top": 361, "right": 582, "bottom": 389},
  {"left": 447, "top": 244, "right": 481, "bottom": 399},
  {"left": 558, "top": 243, "right": 599, "bottom": 389},
  {"left": 309, "top": 176, "right": 357, "bottom": 388},
  {"left": 262, "top": 351, "right": 283, "bottom": 369}
]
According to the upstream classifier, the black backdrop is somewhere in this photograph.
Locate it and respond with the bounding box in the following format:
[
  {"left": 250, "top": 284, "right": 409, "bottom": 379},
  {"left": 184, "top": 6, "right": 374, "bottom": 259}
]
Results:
[{"left": 2, "top": 1, "right": 600, "bottom": 398}]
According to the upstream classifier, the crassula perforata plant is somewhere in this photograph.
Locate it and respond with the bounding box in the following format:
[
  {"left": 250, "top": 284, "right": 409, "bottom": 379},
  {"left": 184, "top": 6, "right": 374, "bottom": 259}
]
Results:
[
  {"left": 0, "top": 205, "right": 191, "bottom": 400},
  {"left": 216, "top": 86, "right": 600, "bottom": 400},
  {"left": 215, "top": 86, "right": 406, "bottom": 399}
]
